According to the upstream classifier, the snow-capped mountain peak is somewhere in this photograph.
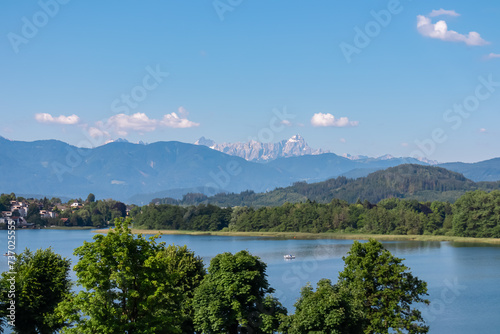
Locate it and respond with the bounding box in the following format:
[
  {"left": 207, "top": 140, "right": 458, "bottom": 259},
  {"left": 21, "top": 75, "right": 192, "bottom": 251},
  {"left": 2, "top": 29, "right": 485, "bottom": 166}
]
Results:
[{"left": 194, "top": 135, "right": 327, "bottom": 162}]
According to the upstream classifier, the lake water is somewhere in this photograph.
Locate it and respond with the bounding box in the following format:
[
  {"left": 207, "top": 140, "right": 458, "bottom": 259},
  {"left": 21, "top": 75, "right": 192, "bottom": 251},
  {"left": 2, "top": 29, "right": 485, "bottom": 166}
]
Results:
[{"left": 2, "top": 229, "right": 500, "bottom": 333}]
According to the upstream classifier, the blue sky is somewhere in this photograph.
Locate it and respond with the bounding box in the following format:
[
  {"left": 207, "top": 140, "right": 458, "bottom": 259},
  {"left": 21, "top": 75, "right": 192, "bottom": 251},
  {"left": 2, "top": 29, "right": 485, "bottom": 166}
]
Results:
[{"left": 1, "top": 0, "right": 499, "bottom": 163}]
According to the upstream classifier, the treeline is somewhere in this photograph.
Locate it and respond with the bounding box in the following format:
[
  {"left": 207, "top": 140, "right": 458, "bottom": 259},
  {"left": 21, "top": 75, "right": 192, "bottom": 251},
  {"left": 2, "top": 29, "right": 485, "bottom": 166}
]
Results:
[
  {"left": 131, "top": 203, "right": 231, "bottom": 231},
  {"left": 57, "top": 196, "right": 127, "bottom": 227},
  {"left": 0, "top": 220, "right": 430, "bottom": 333},
  {"left": 153, "top": 164, "right": 500, "bottom": 207},
  {"left": 133, "top": 190, "right": 500, "bottom": 238}
]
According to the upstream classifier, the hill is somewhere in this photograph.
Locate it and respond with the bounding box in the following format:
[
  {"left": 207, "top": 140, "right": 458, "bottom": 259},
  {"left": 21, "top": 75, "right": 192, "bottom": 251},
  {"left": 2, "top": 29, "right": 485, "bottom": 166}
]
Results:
[
  {"left": 439, "top": 158, "right": 500, "bottom": 182},
  {"left": 161, "top": 164, "right": 500, "bottom": 207}
]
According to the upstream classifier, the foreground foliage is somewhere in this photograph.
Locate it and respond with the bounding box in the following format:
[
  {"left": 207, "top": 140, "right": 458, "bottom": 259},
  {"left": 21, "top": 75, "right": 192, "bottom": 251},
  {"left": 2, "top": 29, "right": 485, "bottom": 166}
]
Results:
[
  {"left": 193, "top": 251, "right": 286, "bottom": 333},
  {"left": 0, "top": 248, "right": 71, "bottom": 334},
  {"left": 57, "top": 218, "right": 205, "bottom": 333},
  {"left": 285, "top": 279, "right": 363, "bottom": 334},
  {"left": 285, "top": 240, "right": 429, "bottom": 334},
  {"left": 338, "top": 240, "right": 429, "bottom": 333}
]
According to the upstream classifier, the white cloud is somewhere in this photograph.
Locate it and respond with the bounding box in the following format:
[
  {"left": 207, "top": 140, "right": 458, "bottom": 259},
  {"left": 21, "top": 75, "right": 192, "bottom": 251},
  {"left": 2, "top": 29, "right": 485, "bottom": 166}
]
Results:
[
  {"left": 401, "top": 142, "right": 409, "bottom": 147},
  {"left": 88, "top": 127, "right": 110, "bottom": 139},
  {"left": 479, "top": 128, "right": 487, "bottom": 133},
  {"left": 339, "top": 138, "right": 346, "bottom": 143},
  {"left": 280, "top": 120, "right": 292, "bottom": 126},
  {"left": 429, "top": 9, "right": 460, "bottom": 18},
  {"left": 311, "top": 113, "right": 359, "bottom": 127},
  {"left": 417, "top": 13, "right": 489, "bottom": 46},
  {"left": 35, "top": 113, "right": 80, "bottom": 125},
  {"left": 485, "top": 53, "right": 500, "bottom": 60},
  {"left": 160, "top": 112, "right": 200, "bottom": 128},
  {"left": 103, "top": 112, "right": 199, "bottom": 136}
]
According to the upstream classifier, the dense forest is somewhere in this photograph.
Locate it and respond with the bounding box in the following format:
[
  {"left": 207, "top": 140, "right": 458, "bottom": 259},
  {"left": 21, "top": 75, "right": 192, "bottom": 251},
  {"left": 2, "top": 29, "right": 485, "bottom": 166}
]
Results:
[
  {"left": 152, "top": 165, "right": 500, "bottom": 207},
  {"left": 132, "top": 190, "right": 500, "bottom": 238}
]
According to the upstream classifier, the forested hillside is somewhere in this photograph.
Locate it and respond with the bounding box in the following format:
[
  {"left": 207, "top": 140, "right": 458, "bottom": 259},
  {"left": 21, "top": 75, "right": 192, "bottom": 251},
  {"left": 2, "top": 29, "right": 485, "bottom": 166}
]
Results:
[{"left": 153, "top": 164, "right": 500, "bottom": 207}]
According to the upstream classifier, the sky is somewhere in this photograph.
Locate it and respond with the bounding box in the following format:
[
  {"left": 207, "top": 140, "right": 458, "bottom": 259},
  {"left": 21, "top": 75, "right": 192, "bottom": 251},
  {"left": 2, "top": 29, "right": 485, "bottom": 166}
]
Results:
[{"left": 1, "top": 0, "right": 499, "bottom": 163}]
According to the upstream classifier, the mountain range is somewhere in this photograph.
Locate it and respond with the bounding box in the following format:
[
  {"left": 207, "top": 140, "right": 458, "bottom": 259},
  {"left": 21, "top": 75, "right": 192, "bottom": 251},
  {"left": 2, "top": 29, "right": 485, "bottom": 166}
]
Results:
[{"left": 1, "top": 135, "right": 500, "bottom": 204}]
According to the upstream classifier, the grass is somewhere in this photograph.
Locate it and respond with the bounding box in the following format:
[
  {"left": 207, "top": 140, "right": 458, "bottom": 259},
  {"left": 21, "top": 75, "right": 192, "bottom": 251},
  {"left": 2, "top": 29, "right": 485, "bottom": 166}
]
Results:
[
  {"left": 92, "top": 228, "right": 500, "bottom": 245},
  {"left": 44, "top": 226, "right": 96, "bottom": 230}
]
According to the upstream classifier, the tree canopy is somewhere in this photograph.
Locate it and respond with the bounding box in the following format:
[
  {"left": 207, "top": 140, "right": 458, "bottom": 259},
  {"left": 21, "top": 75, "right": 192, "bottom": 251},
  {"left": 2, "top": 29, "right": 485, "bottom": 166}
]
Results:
[
  {"left": 338, "top": 239, "right": 430, "bottom": 334},
  {"left": 0, "top": 248, "right": 71, "bottom": 334},
  {"left": 286, "top": 279, "right": 363, "bottom": 334},
  {"left": 193, "top": 250, "right": 285, "bottom": 333},
  {"left": 57, "top": 218, "right": 204, "bottom": 334}
]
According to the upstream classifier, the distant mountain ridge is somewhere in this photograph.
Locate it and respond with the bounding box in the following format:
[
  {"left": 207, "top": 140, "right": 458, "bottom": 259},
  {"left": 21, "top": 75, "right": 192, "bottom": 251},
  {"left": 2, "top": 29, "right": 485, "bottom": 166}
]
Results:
[
  {"left": 194, "top": 134, "right": 328, "bottom": 162},
  {"left": 438, "top": 158, "right": 500, "bottom": 182},
  {"left": 1, "top": 136, "right": 500, "bottom": 205},
  {"left": 195, "top": 135, "right": 440, "bottom": 165}
]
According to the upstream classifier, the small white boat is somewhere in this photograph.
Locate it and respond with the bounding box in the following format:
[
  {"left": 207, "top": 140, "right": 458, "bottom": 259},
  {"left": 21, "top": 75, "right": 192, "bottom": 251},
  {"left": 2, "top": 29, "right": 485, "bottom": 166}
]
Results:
[{"left": 284, "top": 254, "right": 295, "bottom": 260}]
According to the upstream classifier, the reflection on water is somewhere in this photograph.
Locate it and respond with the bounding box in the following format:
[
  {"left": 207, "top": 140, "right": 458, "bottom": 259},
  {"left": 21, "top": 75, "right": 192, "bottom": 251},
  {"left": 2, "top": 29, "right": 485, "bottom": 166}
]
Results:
[{"left": 1, "top": 230, "right": 500, "bottom": 333}]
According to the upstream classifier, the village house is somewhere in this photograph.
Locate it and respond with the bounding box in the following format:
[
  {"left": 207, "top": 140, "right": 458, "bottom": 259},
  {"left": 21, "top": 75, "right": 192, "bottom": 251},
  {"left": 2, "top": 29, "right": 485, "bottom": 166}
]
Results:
[
  {"left": 11, "top": 205, "right": 27, "bottom": 217},
  {"left": 71, "top": 202, "right": 83, "bottom": 209},
  {"left": 56, "top": 204, "right": 68, "bottom": 212},
  {"left": 40, "top": 210, "right": 58, "bottom": 219}
]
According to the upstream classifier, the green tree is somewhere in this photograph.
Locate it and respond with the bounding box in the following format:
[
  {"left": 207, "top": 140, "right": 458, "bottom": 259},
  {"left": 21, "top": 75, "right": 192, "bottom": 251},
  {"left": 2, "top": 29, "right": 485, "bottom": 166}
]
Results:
[
  {"left": 193, "top": 250, "right": 284, "bottom": 334},
  {"left": 0, "top": 248, "right": 71, "bottom": 334},
  {"left": 160, "top": 245, "right": 206, "bottom": 333},
  {"left": 338, "top": 239, "right": 429, "bottom": 334},
  {"left": 453, "top": 190, "right": 500, "bottom": 238},
  {"left": 26, "top": 203, "right": 44, "bottom": 226},
  {"left": 86, "top": 193, "right": 95, "bottom": 203},
  {"left": 259, "top": 295, "right": 287, "bottom": 334},
  {"left": 286, "top": 279, "right": 362, "bottom": 334},
  {"left": 57, "top": 218, "right": 197, "bottom": 333}
]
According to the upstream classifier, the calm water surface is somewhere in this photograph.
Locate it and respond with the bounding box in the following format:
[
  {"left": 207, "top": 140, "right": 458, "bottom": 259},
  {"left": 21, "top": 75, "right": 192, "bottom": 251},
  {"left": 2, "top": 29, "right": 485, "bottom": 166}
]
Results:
[{"left": 1, "top": 229, "right": 500, "bottom": 333}]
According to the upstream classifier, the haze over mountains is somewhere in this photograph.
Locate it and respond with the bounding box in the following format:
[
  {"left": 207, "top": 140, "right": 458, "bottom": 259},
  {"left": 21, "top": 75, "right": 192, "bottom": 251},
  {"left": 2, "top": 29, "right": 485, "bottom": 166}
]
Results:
[{"left": 1, "top": 135, "right": 500, "bottom": 204}]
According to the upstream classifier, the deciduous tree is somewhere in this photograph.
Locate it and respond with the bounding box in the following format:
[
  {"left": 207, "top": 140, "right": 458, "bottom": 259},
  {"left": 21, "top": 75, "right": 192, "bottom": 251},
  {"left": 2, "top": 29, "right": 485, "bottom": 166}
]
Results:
[
  {"left": 57, "top": 218, "right": 203, "bottom": 333},
  {"left": 0, "top": 248, "right": 71, "bottom": 334},
  {"left": 338, "top": 239, "right": 429, "bottom": 334},
  {"left": 193, "top": 250, "right": 284, "bottom": 333},
  {"left": 285, "top": 279, "right": 362, "bottom": 334}
]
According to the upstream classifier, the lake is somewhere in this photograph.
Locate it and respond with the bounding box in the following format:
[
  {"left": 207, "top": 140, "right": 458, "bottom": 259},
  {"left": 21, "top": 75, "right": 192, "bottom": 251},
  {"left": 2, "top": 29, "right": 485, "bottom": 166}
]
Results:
[{"left": 2, "top": 229, "right": 500, "bottom": 333}]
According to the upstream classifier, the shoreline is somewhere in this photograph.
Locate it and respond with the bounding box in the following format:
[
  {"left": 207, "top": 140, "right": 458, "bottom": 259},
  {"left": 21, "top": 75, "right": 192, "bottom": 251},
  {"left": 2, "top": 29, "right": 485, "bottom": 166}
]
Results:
[{"left": 92, "top": 228, "right": 500, "bottom": 245}]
